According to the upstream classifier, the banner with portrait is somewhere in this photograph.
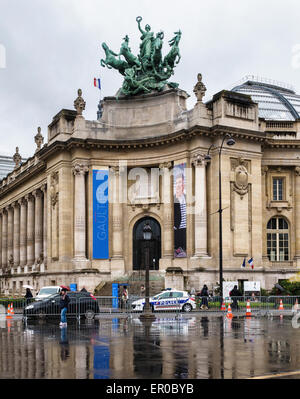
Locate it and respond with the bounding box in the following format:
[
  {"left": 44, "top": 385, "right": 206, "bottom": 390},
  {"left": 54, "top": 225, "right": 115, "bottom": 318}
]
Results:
[
  {"left": 173, "top": 163, "right": 187, "bottom": 257},
  {"left": 93, "top": 169, "right": 109, "bottom": 259}
]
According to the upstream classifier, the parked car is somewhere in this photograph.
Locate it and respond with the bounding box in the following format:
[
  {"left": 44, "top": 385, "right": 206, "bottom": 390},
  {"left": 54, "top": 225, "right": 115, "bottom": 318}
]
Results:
[
  {"left": 131, "top": 289, "right": 196, "bottom": 312},
  {"left": 24, "top": 291, "right": 100, "bottom": 320},
  {"left": 35, "top": 286, "right": 62, "bottom": 301}
]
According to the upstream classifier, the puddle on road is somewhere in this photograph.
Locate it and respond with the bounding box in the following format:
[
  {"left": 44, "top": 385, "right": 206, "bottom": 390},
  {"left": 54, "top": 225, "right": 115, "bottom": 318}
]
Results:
[{"left": 0, "top": 315, "right": 299, "bottom": 379}]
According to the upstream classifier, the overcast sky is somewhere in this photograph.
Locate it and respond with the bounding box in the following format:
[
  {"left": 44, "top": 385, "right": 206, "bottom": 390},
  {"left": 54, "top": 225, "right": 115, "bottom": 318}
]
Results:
[{"left": 0, "top": 0, "right": 300, "bottom": 158}]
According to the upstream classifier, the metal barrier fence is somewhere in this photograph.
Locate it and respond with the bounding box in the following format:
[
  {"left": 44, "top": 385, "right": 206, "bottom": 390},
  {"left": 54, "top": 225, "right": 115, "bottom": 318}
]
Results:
[{"left": 2, "top": 295, "right": 299, "bottom": 320}]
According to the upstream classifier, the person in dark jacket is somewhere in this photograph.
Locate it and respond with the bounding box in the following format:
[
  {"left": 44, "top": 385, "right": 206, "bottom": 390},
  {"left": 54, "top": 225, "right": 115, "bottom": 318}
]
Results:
[
  {"left": 25, "top": 288, "right": 33, "bottom": 305},
  {"left": 200, "top": 284, "right": 209, "bottom": 310},
  {"left": 230, "top": 285, "right": 242, "bottom": 310},
  {"left": 80, "top": 286, "right": 87, "bottom": 292},
  {"left": 59, "top": 288, "right": 70, "bottom": 327}
]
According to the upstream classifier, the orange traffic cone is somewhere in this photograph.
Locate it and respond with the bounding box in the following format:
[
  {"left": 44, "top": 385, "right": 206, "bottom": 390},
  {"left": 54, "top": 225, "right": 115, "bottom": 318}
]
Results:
[
  {"left": 279, "top": 299, "right": 284, "bottom": 310},
  {"left": 6, "top": 304, "right": 12, "bottom": 319},
  {"left": 226, "top": 304, "right": 233, "bottom": 319},
  {"left": 221, "top": 301, "right": 226, "bottom": 311},
  {"left": 10, "top": 303, "right": 14, "bottom": 316},
  {"left": 246, "top": 300, "right": 251, "bottom": 317},
  {"left": 7, "top": 319, "right": 11, "bottom": 333}
]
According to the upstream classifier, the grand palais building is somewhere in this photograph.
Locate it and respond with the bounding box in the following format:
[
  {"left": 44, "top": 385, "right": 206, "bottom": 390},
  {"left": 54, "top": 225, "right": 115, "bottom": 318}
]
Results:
[{"left": 1, "top": 72, "right": 300, "bottom": 295}]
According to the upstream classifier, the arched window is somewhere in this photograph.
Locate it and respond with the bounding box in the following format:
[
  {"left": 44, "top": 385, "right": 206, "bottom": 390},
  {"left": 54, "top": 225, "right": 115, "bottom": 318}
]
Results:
[{"left": 267, "top": 217, "right": 289, "bottom": 261}]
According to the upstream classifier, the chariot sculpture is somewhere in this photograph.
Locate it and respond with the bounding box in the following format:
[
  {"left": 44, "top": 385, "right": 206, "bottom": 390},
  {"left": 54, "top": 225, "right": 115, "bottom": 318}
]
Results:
[{"left": 100, "top": 16, "right": 182, "bottom": 97}]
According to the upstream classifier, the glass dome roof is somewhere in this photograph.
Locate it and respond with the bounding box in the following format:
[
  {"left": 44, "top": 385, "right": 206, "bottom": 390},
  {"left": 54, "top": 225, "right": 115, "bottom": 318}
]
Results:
[{"left": 231, "top": 76, "right": 300, "bottom": 121}]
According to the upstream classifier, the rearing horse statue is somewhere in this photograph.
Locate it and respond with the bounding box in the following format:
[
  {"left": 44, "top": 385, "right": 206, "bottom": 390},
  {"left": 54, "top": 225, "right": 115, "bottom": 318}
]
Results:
[
  {"left": 163, "top": 31, "right": 181, "bottom": 74},
  {"left": 100, "top": 42, "right": 129, "bottom": 76}
]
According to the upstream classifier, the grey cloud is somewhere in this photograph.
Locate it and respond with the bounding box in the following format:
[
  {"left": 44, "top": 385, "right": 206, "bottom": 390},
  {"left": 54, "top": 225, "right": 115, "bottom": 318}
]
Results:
[{"left": 0, "top": 0, "right": 299, "bottom": 157}]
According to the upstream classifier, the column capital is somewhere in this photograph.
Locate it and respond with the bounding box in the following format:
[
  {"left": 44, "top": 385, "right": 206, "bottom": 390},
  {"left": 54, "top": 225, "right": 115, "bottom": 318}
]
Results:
[
  {"left": 25, "top": 193, "right": 34, "bottom": 202},
  {"left": 32, "top": 188, "right": 43, "bottom": 198},
  {"left": 295, "top": 166, "right": 300, "bottom": 176},
  {"left": 18, "top": 197, "right": 27, "bottom": 206},
  {"left": 40, "top": 183, "right": 47, "bottom": 193},
  {"left": 192, "top": 153, "right": 208, "bottom": 167},
  {"left": 11, "top": 201, "right": 20, "bottom": 209},
  {"left": 159, "top": 161, "right": 172, "bottom": 170},
  {"left": 72, "top": 163, "right": 89, "bottom": 176}
]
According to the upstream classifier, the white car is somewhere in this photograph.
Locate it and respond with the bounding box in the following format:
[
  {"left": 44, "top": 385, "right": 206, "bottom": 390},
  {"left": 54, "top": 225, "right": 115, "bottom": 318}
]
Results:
[
  {"left": 35, "top": 286, "right": 62, "bottom": 301},
  {"left": 131, "top": 289, "right": 196, "bottom": 312}
]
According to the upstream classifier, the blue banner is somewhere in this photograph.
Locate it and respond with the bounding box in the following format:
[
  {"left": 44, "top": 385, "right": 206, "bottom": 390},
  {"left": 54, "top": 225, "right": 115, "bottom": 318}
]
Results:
[{"left": 93, "top": 170, "right": 109, "bottom": 259}]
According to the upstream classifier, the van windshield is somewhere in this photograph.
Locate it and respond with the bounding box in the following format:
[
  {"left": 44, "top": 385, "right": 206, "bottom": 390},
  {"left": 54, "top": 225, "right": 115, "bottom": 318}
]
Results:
[{"left": 38, "top": 288, "right": 58, "bottom": 295}]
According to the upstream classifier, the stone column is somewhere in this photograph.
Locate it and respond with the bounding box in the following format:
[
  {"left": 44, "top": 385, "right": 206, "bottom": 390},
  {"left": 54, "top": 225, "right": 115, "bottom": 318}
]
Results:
[
  {"left": 159, "top": 162, "right": 173, "bottom": 259},
  {"left": 33, "top": 189, "right": 43, "bottom": 265},
  {"left": 72, "top": 163, "right": 89, "bottom": 268},
  {"left": 41, "top": 184, "right": 47, "bottom": 269},
  {"left": 19, "top": 198, "right": 27, "bottom": 268},
  {"left": 1, "top": 209, "right": 7, "bottom": 268},
  {"left": 7, "top": 206, "right": 13, "bottom": 267},
  {"left": 111, "top": 166, "right": 123, "bottom": 258},
  {"left": 192, "top": 154, "right": 208, "bottom": 257},
  {"left": 0, "top": 211, "right": 2, "bottom": 269},
  {"left": 295, "top": 167, "right": 300, "bottom": 266},
  {"left": 26, "top": 194, "right": 35, "bottom": 267},
  {"left": 12, "top": 202, "right": 20, "bottom": 268}
]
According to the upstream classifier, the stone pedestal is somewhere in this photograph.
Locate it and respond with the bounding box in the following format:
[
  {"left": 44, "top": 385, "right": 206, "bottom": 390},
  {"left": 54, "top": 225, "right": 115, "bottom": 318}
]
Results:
[{"left": 100, "top": 89, "right": 189, "bottom": 140}]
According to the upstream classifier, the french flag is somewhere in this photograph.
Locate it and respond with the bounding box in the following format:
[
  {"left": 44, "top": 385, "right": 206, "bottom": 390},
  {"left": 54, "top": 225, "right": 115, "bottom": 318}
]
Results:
[
  {"left": 248, "top": 257, "right": 254, "bottom": 269},
  {"left": 94, "top": 78, "right": 101, "bottom": 90},
  {"left": 241, "top": 258, "right": 246, "bottom": 269}
]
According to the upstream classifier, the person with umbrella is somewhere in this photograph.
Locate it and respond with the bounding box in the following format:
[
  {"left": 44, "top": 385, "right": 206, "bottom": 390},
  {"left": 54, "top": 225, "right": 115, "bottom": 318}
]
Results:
[
  {"left": 59, "top": 288, "right": 70, "bottom": 328},
  {"left": 24, "top": 287, "right": 33, "bottom": 305}
]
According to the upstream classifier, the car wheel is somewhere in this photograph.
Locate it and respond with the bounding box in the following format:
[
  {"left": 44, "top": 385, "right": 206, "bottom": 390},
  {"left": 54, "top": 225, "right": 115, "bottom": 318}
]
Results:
[
  {"left": 182, "top": 303, "right": 192, "bottom": 312},
  {"left": 85, "top": 309, "right": 95, "bottom": 320}
]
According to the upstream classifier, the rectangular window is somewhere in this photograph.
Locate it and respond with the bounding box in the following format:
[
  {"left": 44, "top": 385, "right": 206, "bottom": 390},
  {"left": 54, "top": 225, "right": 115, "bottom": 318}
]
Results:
[{"left": 273, "top": 178, "right": 283, "bottom": 201}]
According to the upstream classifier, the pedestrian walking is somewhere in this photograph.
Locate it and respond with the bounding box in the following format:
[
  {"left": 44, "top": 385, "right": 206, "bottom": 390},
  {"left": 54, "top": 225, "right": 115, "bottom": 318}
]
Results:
[
  {"left": 121, "top": 286, "right": 128, "bottom": 310},
  {"left": 140, "top": 284, "right": 145, "bottom": 297},
  {"left": 200, "top": 284, "right": 209, "bottom": 310},
  {"left": 25, "top": 288, "right": 33, "bottom": 305},
  {"left": 59, "top": 288, "right": 70, "bottom": 327},
  {"left": 230, "top": 285, "right": 242, "bottom": 310}
]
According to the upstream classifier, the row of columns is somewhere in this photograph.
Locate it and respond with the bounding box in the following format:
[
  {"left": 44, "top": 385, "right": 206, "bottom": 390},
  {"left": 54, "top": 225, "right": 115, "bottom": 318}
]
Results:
[
  {"left": 0, "top": 185, "right": 47, "bottom": 272},
  {"left": 72, "top": 159, "right": 208, "bottom": 264}
]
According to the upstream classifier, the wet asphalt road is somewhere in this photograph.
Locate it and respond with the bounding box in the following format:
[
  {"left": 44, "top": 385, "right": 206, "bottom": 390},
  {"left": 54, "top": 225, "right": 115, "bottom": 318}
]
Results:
[{"left": 0, "top": 313, "right": 300, "bottom": 379}]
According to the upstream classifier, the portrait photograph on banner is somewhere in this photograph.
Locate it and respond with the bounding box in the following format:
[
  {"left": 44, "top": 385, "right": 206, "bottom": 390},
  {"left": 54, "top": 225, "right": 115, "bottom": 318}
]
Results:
[{"left": 173, "top": 163, "right": 187, "bottom": 258}]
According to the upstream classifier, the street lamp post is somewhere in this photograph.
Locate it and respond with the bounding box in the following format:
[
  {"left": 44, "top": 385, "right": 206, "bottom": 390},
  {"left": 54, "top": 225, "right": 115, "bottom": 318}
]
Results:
[
  {"left": 205, "top": 134, "right": 235, "bottom": 300},
  {"left": 139, "top": 221, "right": 156, "bottom": 321}
]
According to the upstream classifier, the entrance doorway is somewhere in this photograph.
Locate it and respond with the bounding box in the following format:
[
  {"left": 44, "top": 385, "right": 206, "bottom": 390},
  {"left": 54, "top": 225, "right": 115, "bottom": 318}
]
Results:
[{"left": 133, "top": 217, "right": 161, "bottom": 270}]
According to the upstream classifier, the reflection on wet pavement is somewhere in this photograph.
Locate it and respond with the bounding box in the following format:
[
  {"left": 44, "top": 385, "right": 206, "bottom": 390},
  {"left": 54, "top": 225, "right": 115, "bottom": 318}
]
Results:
[{"left": 0, "top": 314, "right": 299, "bottom": 379}]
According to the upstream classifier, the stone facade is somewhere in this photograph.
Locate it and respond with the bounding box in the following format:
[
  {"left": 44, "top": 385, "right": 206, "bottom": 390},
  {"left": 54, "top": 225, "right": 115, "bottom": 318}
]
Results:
[{"left": 1, "top": 79, "right": 300, "bottom": 296}]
